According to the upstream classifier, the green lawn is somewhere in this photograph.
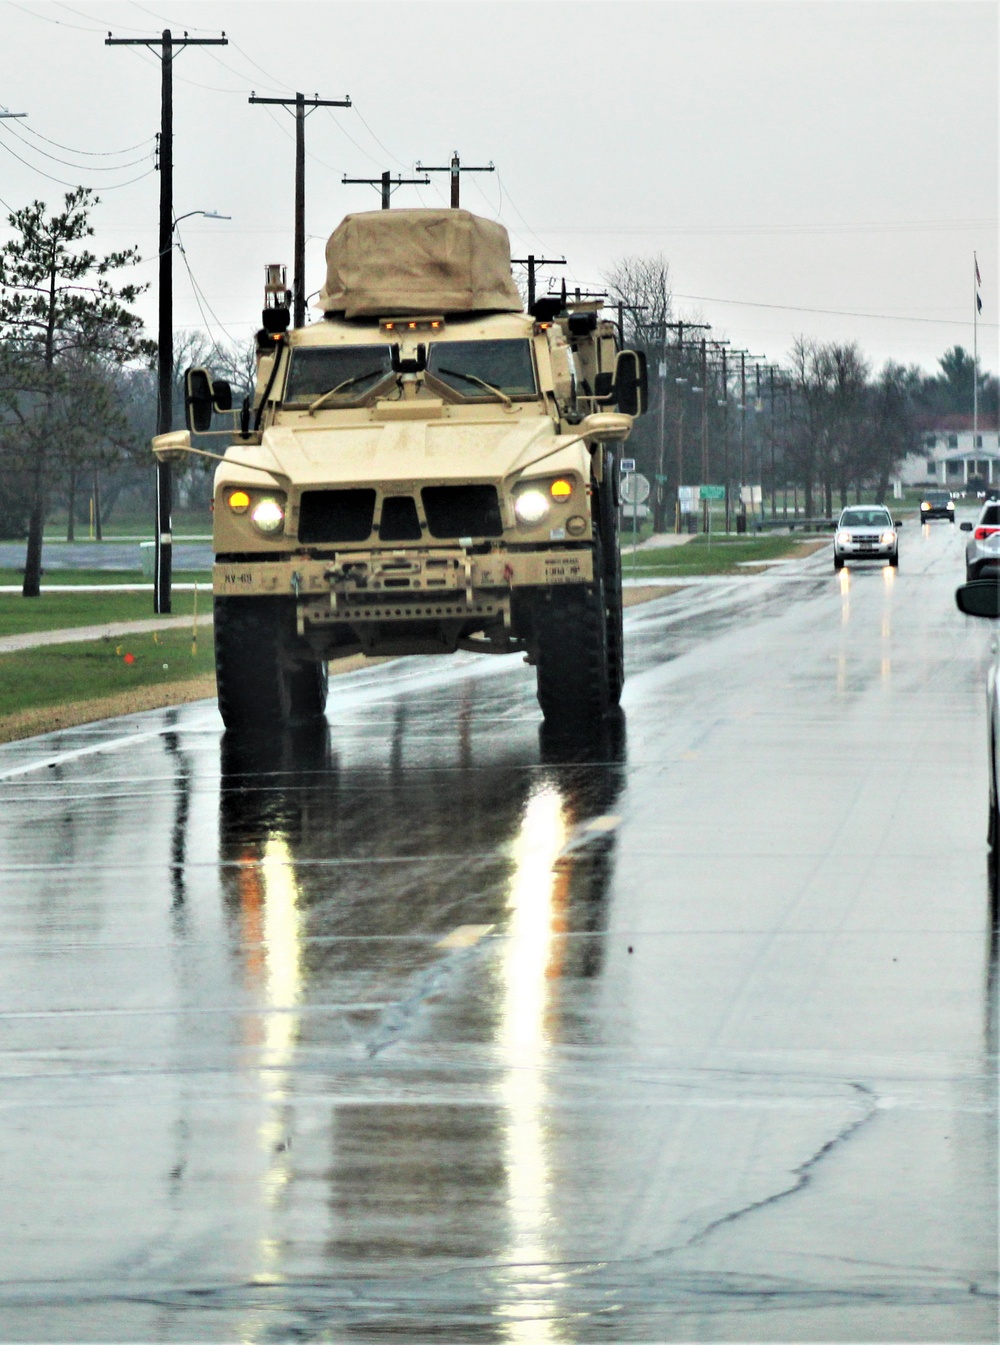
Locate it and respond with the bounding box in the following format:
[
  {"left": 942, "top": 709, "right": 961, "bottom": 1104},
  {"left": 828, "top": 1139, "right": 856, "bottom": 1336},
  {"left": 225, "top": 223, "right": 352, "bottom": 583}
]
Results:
[
  {"left": 0, "top": 626, "right": 216, "bottom": 718},
  {"left": 0, "top": 580, "right": 213, "bottom": 635},
  {"left": 625, "top": 535, "right": 828, "bottom": 577}
]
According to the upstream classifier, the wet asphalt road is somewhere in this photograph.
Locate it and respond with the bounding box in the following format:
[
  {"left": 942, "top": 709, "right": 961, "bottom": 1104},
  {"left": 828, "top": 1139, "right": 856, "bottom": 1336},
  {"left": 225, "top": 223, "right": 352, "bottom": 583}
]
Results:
[{"left": 0, "top": 518, "right": 996, "bottom": 1343}]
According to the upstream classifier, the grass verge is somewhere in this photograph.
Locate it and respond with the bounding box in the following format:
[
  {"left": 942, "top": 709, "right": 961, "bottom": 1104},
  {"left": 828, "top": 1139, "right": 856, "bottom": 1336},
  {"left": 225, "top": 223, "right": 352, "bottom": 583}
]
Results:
[
  {"left": 0, "top": 626, "right": 216, "bottom": 724},
  {"left": 624, "top": 535, "right": 828, "bottom": 577}
]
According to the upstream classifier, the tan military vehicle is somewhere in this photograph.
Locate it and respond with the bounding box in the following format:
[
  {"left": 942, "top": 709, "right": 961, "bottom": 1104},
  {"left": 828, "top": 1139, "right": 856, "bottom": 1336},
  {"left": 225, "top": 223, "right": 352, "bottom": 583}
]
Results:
[{"left": 153, "top": 208, "right": 647, "bottom": 732}]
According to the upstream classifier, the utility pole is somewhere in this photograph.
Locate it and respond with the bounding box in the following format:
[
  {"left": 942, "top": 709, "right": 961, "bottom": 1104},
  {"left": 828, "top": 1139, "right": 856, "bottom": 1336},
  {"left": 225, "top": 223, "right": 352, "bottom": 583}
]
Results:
[
  {"left": 645, "top": 320, "right": 709, "bottom": 532},
  {"left": 107, "top": 28, "right": 228, "bottom": 615},
  {"left": 604, "top": 301, "right": 647, "bottom": 348},
  {"left": 510, "top": 254, "right": 566, "bottom": 309},
  {"left": 342, "top": 169, "right": 430, "bottom": 210},
  {"left": 250, "top": 92, "right": 351, "bottom": 327},
  {"left": 769, "top": 365, "right": 778, "bottom": 518},
  {"left": 415, "top": 151, "right": 494, "bottom": 208}
]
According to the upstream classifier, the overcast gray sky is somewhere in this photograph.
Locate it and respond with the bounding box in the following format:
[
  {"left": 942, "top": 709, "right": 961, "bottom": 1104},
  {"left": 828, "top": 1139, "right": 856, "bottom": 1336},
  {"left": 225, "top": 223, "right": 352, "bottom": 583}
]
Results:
[{"left": 1, "top": 0, "right": 996, "bottom": 378}]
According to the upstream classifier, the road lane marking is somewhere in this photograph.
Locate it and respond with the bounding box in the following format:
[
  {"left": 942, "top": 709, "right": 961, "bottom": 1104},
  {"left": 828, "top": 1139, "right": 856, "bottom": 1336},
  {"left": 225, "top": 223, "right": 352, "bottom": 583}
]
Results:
[
  {"left": 556, "top": 814, "right": 622, "bottom": 858},
  {"left": 435, "top": 923, "right": 495, "bottom": 949},
  {"left": 0, "top": 729, "right": 164, "bottom": 781}
]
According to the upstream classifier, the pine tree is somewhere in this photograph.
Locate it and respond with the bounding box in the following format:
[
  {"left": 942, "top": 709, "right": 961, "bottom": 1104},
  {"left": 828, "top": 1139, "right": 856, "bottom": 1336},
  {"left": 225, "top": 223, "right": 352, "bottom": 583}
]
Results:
[{"left": 0, "top": 188, "right": 152, "bottom": 596}]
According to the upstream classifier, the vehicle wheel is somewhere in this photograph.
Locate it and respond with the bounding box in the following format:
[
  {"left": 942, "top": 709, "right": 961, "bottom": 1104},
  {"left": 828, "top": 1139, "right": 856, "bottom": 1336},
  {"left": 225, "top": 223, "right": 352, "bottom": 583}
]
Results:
[
  {"left": 534, "top": 555, "right": 611, "bottom": 728},
  {"left": 598, "top": 450, "right": 624, "bottom": 705},
  {"left": 889, "top": 550, "right": 899, "bottom": 568},
  {"left": 214, "top": 595, "right": 328, "bottom": 731},
  {"left": 833, "top": 554, "right": 844, "bottom": 571}
]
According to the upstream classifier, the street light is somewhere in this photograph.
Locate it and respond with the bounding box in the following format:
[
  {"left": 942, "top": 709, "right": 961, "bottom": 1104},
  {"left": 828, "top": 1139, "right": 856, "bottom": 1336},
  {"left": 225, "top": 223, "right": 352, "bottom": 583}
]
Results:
[{"left": 153, "top": 208, "right": 231, "bottom": 615}]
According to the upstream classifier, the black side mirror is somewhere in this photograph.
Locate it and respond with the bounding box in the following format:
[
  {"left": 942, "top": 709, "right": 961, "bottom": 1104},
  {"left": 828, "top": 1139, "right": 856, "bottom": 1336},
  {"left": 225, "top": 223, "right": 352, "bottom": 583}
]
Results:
[
  {"left": 185, "top": 368, "right": 232, "bottom": 432},
  {"left": 960, "top": 521, "right": 973, "bottom": 532},
  {"left": 614, "top": 349, "right": 648, "bottom": 416},
  {"left": 185, "top": 367, "right": 214, "bottom": 433},
  {"left": 956, "top": 580, "right": 1000, "bottom": 618},
  {"left": 893, "top": 519, "right": 902, "bottom": 528},
  {"left": 594, "top": 371, "right": 615, "bottom": 401}
]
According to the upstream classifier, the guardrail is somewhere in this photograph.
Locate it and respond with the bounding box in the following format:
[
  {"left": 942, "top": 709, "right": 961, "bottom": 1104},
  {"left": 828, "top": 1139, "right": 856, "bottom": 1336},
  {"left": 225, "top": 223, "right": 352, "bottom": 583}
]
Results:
[{"left": 749, "top": 517, "right": 837, "bottom": 532}]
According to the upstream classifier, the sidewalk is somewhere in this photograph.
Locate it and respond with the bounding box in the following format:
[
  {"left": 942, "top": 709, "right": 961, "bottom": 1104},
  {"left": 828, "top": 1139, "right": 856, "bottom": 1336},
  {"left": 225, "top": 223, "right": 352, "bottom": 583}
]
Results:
[{"left": 0, "top": 613, "right": 213, "bottom": 655}]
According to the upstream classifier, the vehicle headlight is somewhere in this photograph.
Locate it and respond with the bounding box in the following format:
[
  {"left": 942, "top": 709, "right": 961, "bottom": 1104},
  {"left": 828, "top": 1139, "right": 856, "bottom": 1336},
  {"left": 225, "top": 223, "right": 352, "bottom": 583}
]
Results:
[
  {"left": 920, "top": 502, "right": 930, "bottom": 510},
  {"left": 227, "top": 489, "right": 250, "bottom": 514},
  {"left": 836, "top": 530, "right": 851, "bottom": 545},
  {"left": 250, "top": 497, "right": 285, "bottom": 533},
  {"left": 881, "top": 530, "right": 895, "bottom": 544},
  {"left": 514, "top": 489, "right": 550, "bottom": 524}
]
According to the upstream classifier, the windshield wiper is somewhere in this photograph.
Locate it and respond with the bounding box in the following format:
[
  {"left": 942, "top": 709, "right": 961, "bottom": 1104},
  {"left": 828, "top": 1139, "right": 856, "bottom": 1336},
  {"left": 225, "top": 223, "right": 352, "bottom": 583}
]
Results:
[
  {"left": 306, "top": 368, "right": 387, "bottom": 415},
  {"left": 437, "top": 367, "right": 513, "bottom": 408}
]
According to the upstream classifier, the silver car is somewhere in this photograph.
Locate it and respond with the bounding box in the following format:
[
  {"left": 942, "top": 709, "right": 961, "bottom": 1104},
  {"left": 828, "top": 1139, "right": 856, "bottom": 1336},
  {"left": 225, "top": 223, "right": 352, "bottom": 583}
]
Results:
[
  {"left": 960, "top": 499, "right": 1000, "bottom": 581},
  {"left": 833, "top": 506, "right": 900, "bottom": 571}
]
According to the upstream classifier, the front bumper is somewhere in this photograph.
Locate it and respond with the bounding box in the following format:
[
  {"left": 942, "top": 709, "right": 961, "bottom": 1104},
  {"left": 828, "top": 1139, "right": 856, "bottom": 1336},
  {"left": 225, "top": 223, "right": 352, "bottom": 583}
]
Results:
[
  {"left": 214, "top": 546, "right": 594, "bottom": 601},
  {"left": 835, "top": 541, "right": 896, "bottom": 560},
  {"left": 921, "top": 509, "right": 954, "bottom": 521}
]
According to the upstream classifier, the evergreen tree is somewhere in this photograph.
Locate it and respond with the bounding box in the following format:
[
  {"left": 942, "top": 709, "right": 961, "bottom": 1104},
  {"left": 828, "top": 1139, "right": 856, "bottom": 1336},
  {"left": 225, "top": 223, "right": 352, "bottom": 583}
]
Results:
[{"left": 0, "top": 188, "right": 152, "bottom": 596}]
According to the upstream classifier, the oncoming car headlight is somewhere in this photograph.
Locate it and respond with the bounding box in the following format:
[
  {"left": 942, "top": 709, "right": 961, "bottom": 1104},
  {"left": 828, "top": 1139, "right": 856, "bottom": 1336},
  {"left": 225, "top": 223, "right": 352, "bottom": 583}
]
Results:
[
  {"left": 836, "top": 530, "right": 851, "bottom": 545},
  {"left": 514, "top": 489, "right": 550, "bottom": 525},
  {"left": 881, "top": 530, "right": 896, "bottom": 545},
  {"left": 250, "top": 496, "right": 285, "bottom": 533}
]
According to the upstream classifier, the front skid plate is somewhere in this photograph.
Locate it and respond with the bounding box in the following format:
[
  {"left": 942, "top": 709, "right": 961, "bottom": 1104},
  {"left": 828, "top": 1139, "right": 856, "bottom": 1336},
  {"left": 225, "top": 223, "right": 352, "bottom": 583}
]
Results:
[{"left": 213, "top": 547, "right": 593, "bottom": 599}]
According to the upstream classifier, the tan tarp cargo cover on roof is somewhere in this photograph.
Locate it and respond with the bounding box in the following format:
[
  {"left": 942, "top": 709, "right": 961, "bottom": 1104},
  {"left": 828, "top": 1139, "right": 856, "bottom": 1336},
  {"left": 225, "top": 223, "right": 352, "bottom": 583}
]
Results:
[{"left": 317, "top": 208, "right": 523, "bottom": 318}]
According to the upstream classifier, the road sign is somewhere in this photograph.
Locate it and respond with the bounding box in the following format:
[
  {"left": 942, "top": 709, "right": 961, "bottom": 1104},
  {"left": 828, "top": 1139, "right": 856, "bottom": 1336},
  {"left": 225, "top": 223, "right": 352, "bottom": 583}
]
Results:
[
  {"left": 621, "top": 457, "right": 636, "bottom": 473},
  {"left": 740, "top": 484, "right": 762, "bottom": 507},
  {"left": 621, "top": 472, "right": 650, "bottom": 505},
  {"left": 699, "top": 484, "right": 726, "bottom": 501},
  {"left": 678, "top": 486, "right": 699, "bottom": 513}
]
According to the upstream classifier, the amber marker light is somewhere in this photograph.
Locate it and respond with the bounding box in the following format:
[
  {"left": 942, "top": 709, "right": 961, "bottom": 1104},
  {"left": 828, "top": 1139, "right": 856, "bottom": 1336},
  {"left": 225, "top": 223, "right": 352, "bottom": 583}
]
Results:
[
  {"left": 228, "top": 490, "right": 250, "bottom": 513},
  {"left": 550, "top": 479, "right": 572, "bottom": 500}
]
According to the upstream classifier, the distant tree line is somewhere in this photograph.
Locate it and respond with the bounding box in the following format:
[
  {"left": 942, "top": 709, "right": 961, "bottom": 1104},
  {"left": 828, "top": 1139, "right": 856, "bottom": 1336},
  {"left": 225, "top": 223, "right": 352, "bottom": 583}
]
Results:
[{"left": 604, "top": 253, "right": 998, "bottom": 523}]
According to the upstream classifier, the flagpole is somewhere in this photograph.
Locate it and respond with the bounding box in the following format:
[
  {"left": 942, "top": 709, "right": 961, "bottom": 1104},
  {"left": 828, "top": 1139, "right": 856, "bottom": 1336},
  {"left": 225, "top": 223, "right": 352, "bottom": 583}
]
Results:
[{"left": 973, "top": 251, "right": 979, "bottom": 447}]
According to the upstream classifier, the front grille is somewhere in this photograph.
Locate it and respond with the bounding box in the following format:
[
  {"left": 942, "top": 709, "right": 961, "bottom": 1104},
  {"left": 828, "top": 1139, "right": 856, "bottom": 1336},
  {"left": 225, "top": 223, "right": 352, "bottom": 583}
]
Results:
[
  {"left": 421, "top": 485, "right": 503, "bottom": 539},
  {"left": 854, "top": 533, "right": 879, "bottom": 544},
  {"left": 298, "top": 489, "right": 376, "bottom": 543},
  {"left": 379, "top": 495, "right": 423, "bottom": 542}
]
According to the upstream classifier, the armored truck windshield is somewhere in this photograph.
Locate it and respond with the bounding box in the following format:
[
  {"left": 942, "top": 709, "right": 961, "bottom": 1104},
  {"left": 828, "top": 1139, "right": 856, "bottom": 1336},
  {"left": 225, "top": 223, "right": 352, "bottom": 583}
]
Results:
[
  {"left": 284, "top": 345, "right": 394, "bottom": 405},
  {"left": 426, "top": 339, "right": 536, "bottom": 400}
]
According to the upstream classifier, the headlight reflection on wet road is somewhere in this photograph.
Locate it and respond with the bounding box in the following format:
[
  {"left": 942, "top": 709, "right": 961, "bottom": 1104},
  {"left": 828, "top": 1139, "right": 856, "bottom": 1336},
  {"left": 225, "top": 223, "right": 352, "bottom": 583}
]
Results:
[
  {"left": 497, "top": 782, "right": 572, "bottom": 1342},
  {"left": 235, "top": 831, "right": 304, "bottom": 1338}
]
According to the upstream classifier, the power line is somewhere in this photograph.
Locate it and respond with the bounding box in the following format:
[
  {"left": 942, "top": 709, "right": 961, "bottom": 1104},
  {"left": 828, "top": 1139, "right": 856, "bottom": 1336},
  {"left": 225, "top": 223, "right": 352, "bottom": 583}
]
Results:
[
  {"left": 5, "top": 0, "right": 101, "bottom": 30},
  {"left": 17, "top": 122, "right": 155, "bottom": 157},
  {"left": 0, "top": 125, "right": 155, "bottom": 188},
  {"left": 0, "top": 119, "right": 153, "bottom": 171},
  {"left": 672, "top": 290, "right": 1000, "bottom": 328}
]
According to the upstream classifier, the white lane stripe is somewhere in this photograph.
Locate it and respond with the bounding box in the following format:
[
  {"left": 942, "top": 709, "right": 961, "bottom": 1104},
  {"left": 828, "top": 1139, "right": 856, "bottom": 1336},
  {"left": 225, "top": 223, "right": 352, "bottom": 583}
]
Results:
[
  {"left": 0, "top": 1000, "right": 397, "bottom": 1020},
  {"left": 435, "top": 923, "right": 495, "bottom": 949},
  {"left": 0, "top": 729, "right": 164, "bottom": 781}
]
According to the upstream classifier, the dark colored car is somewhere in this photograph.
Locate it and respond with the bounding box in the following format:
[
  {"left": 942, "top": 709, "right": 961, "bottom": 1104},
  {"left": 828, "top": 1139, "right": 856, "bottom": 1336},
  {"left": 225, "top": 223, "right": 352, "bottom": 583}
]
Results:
[{"left": 919, "top": 491, "right": 955, "bottom": 522}]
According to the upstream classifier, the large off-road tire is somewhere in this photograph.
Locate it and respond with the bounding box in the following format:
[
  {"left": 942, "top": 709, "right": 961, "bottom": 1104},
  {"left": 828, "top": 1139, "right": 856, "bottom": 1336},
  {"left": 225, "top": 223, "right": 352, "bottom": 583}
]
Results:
[
  {"left": 214, "top": 595, "right": 328, "bottom": 731},
  {"left": 534, "top": 555, "right": 611, "bottom": 728},
  {"left": 598, "top": 450, "right": 625, "bottom": 705}
]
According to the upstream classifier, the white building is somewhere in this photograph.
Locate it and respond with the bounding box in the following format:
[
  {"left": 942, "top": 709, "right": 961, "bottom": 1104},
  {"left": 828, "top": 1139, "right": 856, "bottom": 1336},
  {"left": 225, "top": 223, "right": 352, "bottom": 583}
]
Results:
[{"left": 897, "top": 417, "right": 1000, "bottom": 489}]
